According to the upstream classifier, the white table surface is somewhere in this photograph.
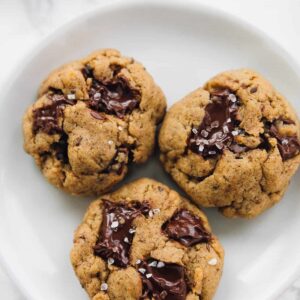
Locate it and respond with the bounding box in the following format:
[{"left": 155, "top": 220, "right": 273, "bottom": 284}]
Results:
[{"left": 1, "top": 0, "right": 300, "bottom": 299}]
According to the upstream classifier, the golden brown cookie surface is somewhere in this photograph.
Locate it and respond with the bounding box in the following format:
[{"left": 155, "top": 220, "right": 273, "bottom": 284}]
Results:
[
  {"left": 23, "top": 49, "right": 166, "bottom": 195},
  {"left": 159, "top": 69, "right": 300, "bottom": 218},
  {"left": 71, "top": 178, "right": 224, "bottom": 300}
]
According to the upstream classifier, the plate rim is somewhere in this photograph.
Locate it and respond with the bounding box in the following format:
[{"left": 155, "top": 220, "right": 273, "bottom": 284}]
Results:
[{"left": 1, "top": 0, "right": 300, "bottom": 299}]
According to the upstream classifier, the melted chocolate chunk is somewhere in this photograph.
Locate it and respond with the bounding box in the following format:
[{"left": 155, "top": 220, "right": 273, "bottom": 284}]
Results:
[
  {"left": 51, "top": 132, "right": 69, "bottom": 164},
  {"left": 88, "top": 78, "right": 139, "bottom": 118},
  {"left": 94, "top": 200, "right": 150, "bottom": 268},
  {"left": 139, "top": 259, "right": 188, "bottom": 300},
  {"left": 162, "top": 210, "right": 211, "bottom": 247},
  {"left": 82, "top": 66, "right": 140, "bottom": 118},
  {"left": 269, "top": 124, "right": 300, "bottom": 160},
  {"left": 32, "top": 92, "right": 76, "bottom": 134},
  {"left": 189, "top": 88, "right": 246, "bottom": 158}
]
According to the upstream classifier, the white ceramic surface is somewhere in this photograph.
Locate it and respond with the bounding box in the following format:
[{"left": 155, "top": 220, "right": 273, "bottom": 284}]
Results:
[{"left": 0, "top": 1, "right": 300, "bottom": 299}]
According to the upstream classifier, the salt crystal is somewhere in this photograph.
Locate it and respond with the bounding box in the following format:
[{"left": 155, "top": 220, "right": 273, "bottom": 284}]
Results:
[
  {"left": 129, "top": 228, "right": 136, "bottom": 234},
  {"left": 111, "top": 221, "right": 119, "bottom": 229},
  {"left": 138, "top": 268, "right": 146, "bottom": 274},
  {"left": 208, "top": 151, "right": 216, "bottom": 155},
  {"left": 192, "top": 128, "right": 198, "bottom": 134},
  {"left": 101, "top": 283, "right": 108, "bottom": 291},
  {"left": 108, "top": 140, "right": 113, "bottom": 145},
  {"left": 208, "top": 258, "right": 217, "bottom": 266},
  {"left": 228, "top": 94, "right": 237, "bottom": 102},
  {"left": 146, "top": 273, "right": 152, "bottom": 278},
  {"left": 67, "top": 94, "right": 76, "bottom": 100},
  {"left": 148, "top": 261, "right": 157, "bottom": 267},
  {"left": 157, "top": 262, "right": 165, "bottom": 268},
  {"left": 232, "top": 130, "right": 239, "bottom": 136},
  {"left": 282, "top": 139, "right": 289, "bottom": 145},
  {"left": 124, "top": 237, "right": 130, "bottom": 243},
  {"left": 199, "top": 145, "right": 204, "bottom": 152},
  {"left": 108, "top": 258, "right": 114, "bottom": 265},
  {"left": 136, "top": 259, "right": 141, "bottom": 264},
  {"left": 149, "top": 210, "right": 154, "bottom": 218}
]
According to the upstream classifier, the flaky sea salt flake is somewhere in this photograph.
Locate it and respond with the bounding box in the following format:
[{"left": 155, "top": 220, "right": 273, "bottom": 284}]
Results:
[
  {"left": 67, "top": 93, "right": 76, "bottom": 100},
  {"left": 157, "top": 261, "right": 165, "bottom": 268},
  {"left": 101, "top": 283, "right": 108, "bottom": 291},
  {"left": 208, "top": 258, "right": 217, "bottom": 266},
  {"left": 138, "top": 268, "right": 146, "bottom": 274},
  {"left": 111, "top": 221, "right": 119, "bottom": 229}
]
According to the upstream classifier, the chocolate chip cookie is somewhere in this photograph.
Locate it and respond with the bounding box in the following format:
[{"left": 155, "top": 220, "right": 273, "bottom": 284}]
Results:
[
  {"left": 159, "top": 69, "right": 300, "bottom": 218},
  {"left": 71, "top": 178, "right": 224, "bottom": 300},
  {"left": 23, "top": 49, "right": 166, "bottom": 195}
]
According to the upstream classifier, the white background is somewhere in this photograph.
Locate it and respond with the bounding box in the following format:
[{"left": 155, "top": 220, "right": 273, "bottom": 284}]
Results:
[{"left": 0, "top": 0, "right": 300, "bottom": 299}]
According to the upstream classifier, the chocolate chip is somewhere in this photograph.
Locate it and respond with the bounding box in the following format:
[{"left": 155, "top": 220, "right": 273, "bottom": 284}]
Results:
[
  {"left": 90, "top": 110, "right": 106, "bottom": 120},
  {"left": 88, "top": 78, "right": 140, "bottom": 118},
  {"left": 51, "top": 132, "right": 69, "bottom": 164},
  {"left": 162, "top": 209, "right": 211, "bottom": 247},
  {"left": 269, "top": 124, "right": 300, "bottom": 160},
  {"left": 139, "top": 259, "right": 188, "bottom": 300},
  {"left": 32, "top": 91, "right": 76, "bottom": 134},
  {"left": 188, "top": 88, "right": 247, "bottom": 158},
  {"left": 282, "top": 118, "right": 295, "bottom": 125},
  {"left": 94, "top": 200, "right": 150, "bottom": 268},
  {"left": 250, "top": 86, "right": 257, "bottom": 93}
]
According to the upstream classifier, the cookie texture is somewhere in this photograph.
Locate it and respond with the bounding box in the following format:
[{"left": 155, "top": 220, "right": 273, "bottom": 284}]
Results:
[
  {"left": 159, "top": 69, "right": 300, "bottom": 218},
  {"left": 71, "top": 178, "right": 224, "bottom": 300},
  {"left": 23, "top": 49, "right": 166, "bottom": 195}
]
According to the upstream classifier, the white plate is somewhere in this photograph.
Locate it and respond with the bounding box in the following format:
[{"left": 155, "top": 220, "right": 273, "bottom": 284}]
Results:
[{"left": 0, "top": 0, "right": 300, "bottom": 299}]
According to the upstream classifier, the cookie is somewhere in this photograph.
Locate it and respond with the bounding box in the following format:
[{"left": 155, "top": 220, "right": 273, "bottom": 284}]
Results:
[
  {"left": 159, "top": 69, "right": 300, "bottom": 218},
  {"left": 71, "top": 178, "right": 224, "bottom": 300},
  {"left": 23, "top": 49, "right": 166, "bottom": 195}
]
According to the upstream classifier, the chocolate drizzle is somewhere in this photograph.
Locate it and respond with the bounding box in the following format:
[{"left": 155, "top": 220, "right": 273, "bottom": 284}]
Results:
[
  {"left": 94, "top": 200, "right": 150, "bottom": 268},
  {"left": 188, "top": 88, "right": 246, "bottom": 158},
  {"left": 162, "top": 209, "right": 211, "bottom": 247},
  {"left": 83, "top": 66, "right": 140, "bottom": 118},
  {"left": 32, "top": 92, "right": 76, "bottom": 134},
  {"left": 269, "top": 123, "right": 300, "bottom": 160},
  {"left": 139, "top": 259, "right": 188, "bottom": 300}
]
